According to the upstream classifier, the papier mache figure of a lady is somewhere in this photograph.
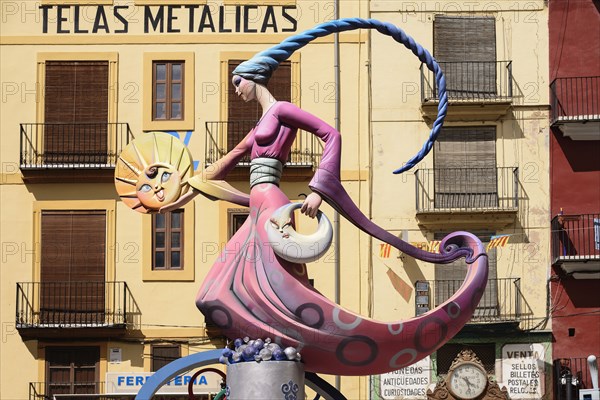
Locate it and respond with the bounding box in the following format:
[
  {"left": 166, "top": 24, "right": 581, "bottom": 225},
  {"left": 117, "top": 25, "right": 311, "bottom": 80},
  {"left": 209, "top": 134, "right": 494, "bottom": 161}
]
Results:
[{"left": 115, "top": 19, "right": 489, "bottom": 376}]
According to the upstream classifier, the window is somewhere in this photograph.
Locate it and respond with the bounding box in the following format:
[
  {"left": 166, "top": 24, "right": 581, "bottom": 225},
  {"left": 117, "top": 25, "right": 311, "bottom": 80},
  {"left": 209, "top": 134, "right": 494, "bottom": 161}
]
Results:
[
  {"left": 46, "top": 347, "right": 100, "bottom": 396},
  {"left": 433, "top": 126, "right": 497, "bottom": 209},
  {"left": 153, "top": 61, "right": 184, "bottom": 121},
  {"left": 143, "top": 53, "right": 194, "bottom": 131},
  {"left": 151, "top": 344, "right": 181, "bottom": 372},
  {"left": 434, "top": 16, "right": 496, "bottom": 98},
  {"left": 44, "top": 61, "right": 109, "bottom": 164},
  {"left": 436, "top": 343, "right": 495, "bottom": 375},
  {"left": 228, "top": 209, "right": 250, "bottom": 239},
  {"left": 152, "top": 210, "right": 184, "bottom": 270},
  {"left": 40, "top": 211, "right": 106, "bottom": 324}
]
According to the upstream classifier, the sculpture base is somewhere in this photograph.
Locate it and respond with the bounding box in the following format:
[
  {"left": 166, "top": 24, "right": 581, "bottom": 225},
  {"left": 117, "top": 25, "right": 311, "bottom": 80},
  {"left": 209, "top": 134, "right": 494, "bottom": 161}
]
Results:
[{"left": 227, "top": 361, "right": 305, "bottom": 400}]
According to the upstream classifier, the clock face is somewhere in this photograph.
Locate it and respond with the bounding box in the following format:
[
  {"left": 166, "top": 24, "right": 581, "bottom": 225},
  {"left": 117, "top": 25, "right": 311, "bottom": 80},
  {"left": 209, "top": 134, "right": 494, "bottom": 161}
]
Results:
[{"left": 449, "top": 362, "right": 487, "bottom": 399}]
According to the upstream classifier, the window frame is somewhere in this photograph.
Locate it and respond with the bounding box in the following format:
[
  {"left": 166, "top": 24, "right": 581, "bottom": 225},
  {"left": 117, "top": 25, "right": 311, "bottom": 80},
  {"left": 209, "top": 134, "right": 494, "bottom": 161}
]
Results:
[
  {"left": 151, "top": 344, "right": 181, "bottom": 372},
  {"left": 142, "top": 202, "right": 194, "bottom": 281},
  {"left": 227, "top": 208, "right": 250, "bottom": 240},
  {"left": 152, "top": 61, "right": 185, "bottom": 121},
  {"left": 152, "top": 210, "right": 184, "bottom": 270},
  {"left": 143, "top": 52, "right": 194, "bottom": 131}
]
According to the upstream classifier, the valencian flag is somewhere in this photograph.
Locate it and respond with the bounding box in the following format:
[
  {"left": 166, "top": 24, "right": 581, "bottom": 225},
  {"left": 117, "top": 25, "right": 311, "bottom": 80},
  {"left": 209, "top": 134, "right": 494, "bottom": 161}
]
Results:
[
  {"left": 428, "top": 240, "right": 441, "bottom": 253},
  {"left": 380, "top": 243, "right": 392, "bottom": 258},
  {"left": 487, "top": 234, "right": 510, "bottom": 251}
]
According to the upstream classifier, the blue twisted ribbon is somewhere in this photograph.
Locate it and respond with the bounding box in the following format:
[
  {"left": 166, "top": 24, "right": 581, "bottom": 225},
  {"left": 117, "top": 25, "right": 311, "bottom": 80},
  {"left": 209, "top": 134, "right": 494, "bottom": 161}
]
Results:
[{"left": 234, "top": 18, "right": 447, "bottom": 174}]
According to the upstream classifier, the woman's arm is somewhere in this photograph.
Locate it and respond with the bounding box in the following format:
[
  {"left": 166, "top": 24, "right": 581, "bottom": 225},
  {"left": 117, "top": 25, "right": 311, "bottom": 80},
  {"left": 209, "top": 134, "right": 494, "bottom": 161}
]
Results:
[
  {"left": 277, "top": 102, "right": 341, "bottom": 217},
  {"left": 161, "top": 130, "right": 254, "bottom": 211}
]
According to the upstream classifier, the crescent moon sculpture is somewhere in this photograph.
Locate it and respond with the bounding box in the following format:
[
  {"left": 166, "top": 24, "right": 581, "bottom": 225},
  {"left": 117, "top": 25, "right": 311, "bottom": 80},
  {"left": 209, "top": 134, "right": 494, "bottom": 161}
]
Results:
[{"left": 266, "top": 203, "right": 333, "bottom": 264}]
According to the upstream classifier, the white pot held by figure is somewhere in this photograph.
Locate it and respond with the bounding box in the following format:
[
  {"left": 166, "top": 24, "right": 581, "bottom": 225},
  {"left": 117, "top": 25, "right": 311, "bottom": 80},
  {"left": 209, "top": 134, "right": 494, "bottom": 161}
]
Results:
[{"left": 227, "top": 361, "right": 305, "bottom": 400}]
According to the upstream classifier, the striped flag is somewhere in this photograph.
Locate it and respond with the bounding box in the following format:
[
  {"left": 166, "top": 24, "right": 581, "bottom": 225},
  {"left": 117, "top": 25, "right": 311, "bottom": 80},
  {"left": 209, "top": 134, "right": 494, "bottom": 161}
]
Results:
[
  {"left": 487, "top": 234, "right": 510, "bottom": 251},
  {"left": 380, "top": 243, "right": 392, "bottom": 258},
  {"left": 428, "top": 240, "right": 441, "bottom": 253},
  {"left": 410, "top": 241, "right": 430, "bottom": 250}
]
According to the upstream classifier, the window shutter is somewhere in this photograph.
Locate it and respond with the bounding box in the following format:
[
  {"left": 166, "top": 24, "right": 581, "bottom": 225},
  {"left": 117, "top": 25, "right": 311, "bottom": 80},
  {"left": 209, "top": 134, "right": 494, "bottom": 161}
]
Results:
[
  {"left": 434, "top": 126, "right": 497, "bottom": 208},
  {"left": 40, "top": 211, "right": 106, "bottom": 324},
  {"left": 152, "top": 345, "right": 181, "bottom": 371},
  {"left": 44, "top": 61, "right": 109, "bottom": 163},
  {"left": 433, "top": 16, "right": 496, "bottom": 97}
]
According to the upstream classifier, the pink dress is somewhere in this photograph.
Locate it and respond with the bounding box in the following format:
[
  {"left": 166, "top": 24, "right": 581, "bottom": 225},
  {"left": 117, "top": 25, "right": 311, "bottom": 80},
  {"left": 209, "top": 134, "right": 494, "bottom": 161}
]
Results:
[{"left": 195, "top": 101, "right": 489, "bottom": 375}]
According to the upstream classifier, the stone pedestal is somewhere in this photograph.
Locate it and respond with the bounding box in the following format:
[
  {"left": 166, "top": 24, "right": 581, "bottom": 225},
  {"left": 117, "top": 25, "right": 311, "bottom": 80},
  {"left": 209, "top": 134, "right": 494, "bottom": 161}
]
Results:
[{"left": 227, "top": 361, "right": 304, "bottom": 400}]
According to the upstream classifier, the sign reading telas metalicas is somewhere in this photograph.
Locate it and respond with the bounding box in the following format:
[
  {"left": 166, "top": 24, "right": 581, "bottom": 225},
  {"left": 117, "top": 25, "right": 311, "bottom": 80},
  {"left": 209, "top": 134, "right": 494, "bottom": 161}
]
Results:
[{"left": 39, "top": 4, "right": 298, "bottom": 34}]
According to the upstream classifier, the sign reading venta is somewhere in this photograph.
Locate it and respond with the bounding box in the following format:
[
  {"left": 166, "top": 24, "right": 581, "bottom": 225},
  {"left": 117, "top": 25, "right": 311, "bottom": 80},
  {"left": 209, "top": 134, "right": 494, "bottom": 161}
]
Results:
[
  {"left": 502, "top": 343, "right": 545, "bottom": 399},
  {"left": 106, "top": 372, "right": 222, "bottom": 395}
]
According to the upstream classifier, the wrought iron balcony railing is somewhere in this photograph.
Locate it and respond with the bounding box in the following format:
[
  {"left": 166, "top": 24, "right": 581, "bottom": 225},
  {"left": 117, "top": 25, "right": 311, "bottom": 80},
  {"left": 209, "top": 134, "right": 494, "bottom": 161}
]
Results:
[
  {"left": 551, "top": 213, "right": 600, "bottom": 264},
  {"left": 29, "top": 382, "right": 114, "bottom": 400},
  {"left": 553, "top": 357, "right": 595, "bottom": 400},
  {"left": 20, "top": 123, "right": 133, "bottom": 169},
  {"left": 551, "top": 76, "right": 600, "bottom": 124},
  {"left": 415, "top": 167, "right": 519, "bottom": 213},
  {"left": 421, "top": 61, "right": 513, "bottom": 102},
  {"left": 16, "top": 281, "right": 139, "bottom": 329},
  {"left": 415, "top": 278, "right": 532, "bottom": 329},
  {"left": 205, "top": 120, "right": 322, "bottom": 167}
]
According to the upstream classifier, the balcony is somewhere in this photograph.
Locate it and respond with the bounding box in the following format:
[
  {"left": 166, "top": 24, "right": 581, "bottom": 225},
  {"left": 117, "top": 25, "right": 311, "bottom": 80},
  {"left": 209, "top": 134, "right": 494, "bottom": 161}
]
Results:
[
  {"left": 551, "top": 76, "right": 600, "bottom": 140},
  {"left": 551, "top": 213, "right": 600, "bottom": 279},
  {"left": 16, "top": 281, "right": 140, "bottom": 339},
  {"left": 20, "top": 122, "right": 133, "bottom": 183},
  {"left": 415, "top": 167, "right": 519, "bottom": 229},
  {"left": 29, "top": 382, "right": 125, "bottom": 400},
  {"left": 421, "top": 61, "right": 513, "bottom": 121},
  {"left": 415, "top": 278, "right": 533, "bottom": 331},
  {"left": 553, "top": 357, "right": 596, "bottom": 400},
  {"left": 205, "top": 120, "right": 322, "bottom": 181}
]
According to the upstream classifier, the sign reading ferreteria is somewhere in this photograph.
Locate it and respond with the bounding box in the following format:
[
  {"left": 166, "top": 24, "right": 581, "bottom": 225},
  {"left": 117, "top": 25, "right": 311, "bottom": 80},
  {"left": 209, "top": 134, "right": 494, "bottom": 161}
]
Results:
[
  {"left": 38, "top": 4, "right": 298, "bottom": 34},
  {"left": 502, "top": 343, "right": 545, "bottom": 399},
  {"left": 379, "top": 357, "right": 431, "bottom": 399},
  {"left": 106, "top": 372, "right": 222, "bottom": 395}
]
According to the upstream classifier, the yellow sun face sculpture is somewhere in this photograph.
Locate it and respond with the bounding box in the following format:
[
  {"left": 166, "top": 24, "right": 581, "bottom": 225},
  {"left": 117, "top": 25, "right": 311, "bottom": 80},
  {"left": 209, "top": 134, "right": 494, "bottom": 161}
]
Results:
[{"left": 115, "top": 132, "right": 194, "bottom": 213}]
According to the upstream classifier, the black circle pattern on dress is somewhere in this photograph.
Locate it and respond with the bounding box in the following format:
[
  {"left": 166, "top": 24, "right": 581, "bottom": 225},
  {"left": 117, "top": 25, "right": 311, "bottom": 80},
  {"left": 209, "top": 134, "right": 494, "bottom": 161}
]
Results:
[
  {"left": 295, "top": 303, "right": 325, "bottom": 329},
  {"left": 415, "top": 316, "right": 448, "bottom": 353},
  {"left": 207, "top": 306, "right": 233, "bottom": 329},
  {"left": 336, "top": 335, "right": 378, "bottom": 366}
]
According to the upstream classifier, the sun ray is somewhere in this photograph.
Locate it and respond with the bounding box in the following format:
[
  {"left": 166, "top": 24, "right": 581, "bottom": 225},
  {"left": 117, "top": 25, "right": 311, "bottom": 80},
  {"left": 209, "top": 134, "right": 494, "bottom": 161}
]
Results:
[
  {"left": 131, "top": 141, "right": 149, "bottom": 170},
  {"left": 119, "top": 157, "right": 142, "bottom": 176},
  {"left": 116, "top": 176, "right": 137, "bottom": 186},
  {"left": 175, "top": 145, "right": 185, "bottom": 170},
  {"left": 179, "top": 163, "right": 191, "bottom": 178},
  {"left": 153, "top": 133, "right": 161, "bottom": 165},
  {"left": 168, "top": 135, "right": 174, "bottom": 164}
]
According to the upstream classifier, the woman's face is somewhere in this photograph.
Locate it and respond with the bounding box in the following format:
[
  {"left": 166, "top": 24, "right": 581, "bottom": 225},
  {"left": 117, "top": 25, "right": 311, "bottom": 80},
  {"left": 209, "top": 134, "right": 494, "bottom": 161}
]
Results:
[{"left": 232, "top": 75, "right": 256, "bottom": 102}]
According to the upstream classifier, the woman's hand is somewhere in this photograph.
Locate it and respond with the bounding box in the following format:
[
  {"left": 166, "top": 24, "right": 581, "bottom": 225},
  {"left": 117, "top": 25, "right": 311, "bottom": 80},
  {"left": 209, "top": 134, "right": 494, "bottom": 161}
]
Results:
[
  {"left": 159, "top": 188, "right": 199, "bottom": 213},
  {"left": 300, "top": 192, "right": 322, "bottom": 218}
]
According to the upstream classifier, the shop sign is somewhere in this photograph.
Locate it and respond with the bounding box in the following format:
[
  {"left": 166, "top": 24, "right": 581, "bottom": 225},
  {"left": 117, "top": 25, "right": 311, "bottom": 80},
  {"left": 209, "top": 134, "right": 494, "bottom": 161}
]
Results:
[
  {"left": 379, "top": 356, "right": 431, "bottom": 399},
  {"left": 106, "top": 372, "right": 222, "bottom": 395},
  {"left": 502, "top": 343, "right": 545, "bottom": 399},
  {"left": 38, "top": 4, "right": 298, "bottom": 34}
]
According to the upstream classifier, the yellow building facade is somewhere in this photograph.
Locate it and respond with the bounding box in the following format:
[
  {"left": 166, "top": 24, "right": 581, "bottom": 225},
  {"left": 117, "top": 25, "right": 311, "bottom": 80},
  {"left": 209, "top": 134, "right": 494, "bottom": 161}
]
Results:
[{"left": 1, "top": 1, "right": 551, "bottom": 399}]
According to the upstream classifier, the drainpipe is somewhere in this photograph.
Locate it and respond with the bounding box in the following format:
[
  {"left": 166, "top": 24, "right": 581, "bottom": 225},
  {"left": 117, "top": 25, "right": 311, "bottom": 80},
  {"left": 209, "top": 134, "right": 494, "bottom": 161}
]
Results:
[{"left": 333, "top": 0, "right": 341, "bottom": 392}]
